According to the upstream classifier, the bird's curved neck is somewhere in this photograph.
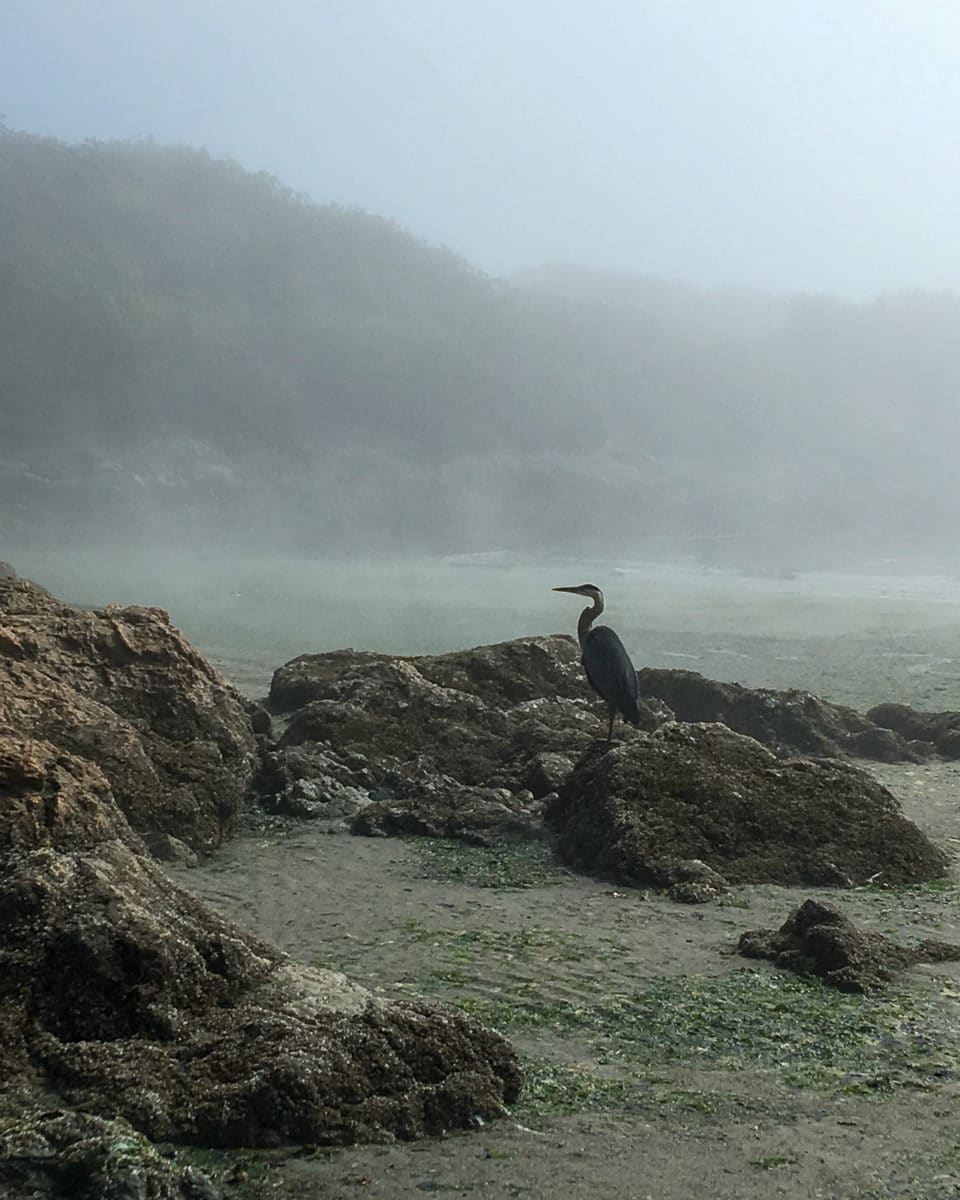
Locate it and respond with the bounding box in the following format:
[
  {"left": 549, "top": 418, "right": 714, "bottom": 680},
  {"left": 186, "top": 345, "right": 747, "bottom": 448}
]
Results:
[{"left": 577, "top": 595, "right": 604, "bottom": 649}]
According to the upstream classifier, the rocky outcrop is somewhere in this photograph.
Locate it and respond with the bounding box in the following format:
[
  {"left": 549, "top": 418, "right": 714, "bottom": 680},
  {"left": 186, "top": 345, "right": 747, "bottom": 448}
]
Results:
[
  {"left": 1, "top": 587, "right": 524, "bottom": 1174},
  {"left": 271, "top": 637, "right": 653, "bottom": 788},
  {"left": 272, "top": 637, "right": 605, "bottom": 713},
  {"left": 0, "top": 735, "right": 142, "bottom": 855},
  {"left": 739, "top": 899, "right": 960, "bottom": 991},
  {"left": 266, "top": 643, "right": 952, "bottom": 866},
  {"left": 867, "top": 702, "right": 960, "bottom": 759},
  {"left": 0, "top": 576, "right": 258, "bottom": 855},
  {"left": 266, "top": 637, "right": 671, "bottom": 839},
  {"left": 545, "top": 723, "right": 948, "bottom": 889},
  {"left": 635, "top": 667, "right": 926, "bottom": 762},
  {"left": 0, "top": 562, "right": 15, "bottom": 580},
  {"left": 0, "top": 739, "right": 522, "bottom": 1154}
]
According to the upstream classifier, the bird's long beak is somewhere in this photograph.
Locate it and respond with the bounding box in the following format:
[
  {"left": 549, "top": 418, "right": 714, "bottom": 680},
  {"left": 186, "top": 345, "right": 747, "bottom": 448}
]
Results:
[{"left": 553, "top": 586, "right": 584, "bottom": 595}]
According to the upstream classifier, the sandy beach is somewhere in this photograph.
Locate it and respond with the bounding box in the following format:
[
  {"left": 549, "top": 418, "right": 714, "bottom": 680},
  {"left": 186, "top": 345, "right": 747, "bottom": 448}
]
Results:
[{"left": 166, "top": 753, "right": 960, "bottom": 1200}]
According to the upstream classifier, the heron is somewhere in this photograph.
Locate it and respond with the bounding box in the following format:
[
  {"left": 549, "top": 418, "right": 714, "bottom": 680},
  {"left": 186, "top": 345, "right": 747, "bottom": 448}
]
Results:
[{"left": 554, "top": 583, "right": 641, "bottom": 742}]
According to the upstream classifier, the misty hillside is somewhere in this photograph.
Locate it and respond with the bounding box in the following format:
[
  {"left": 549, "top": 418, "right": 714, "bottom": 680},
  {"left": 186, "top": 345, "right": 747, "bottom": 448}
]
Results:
[{"left": 3, "top": 126, "right": 960, "bottom": 563}]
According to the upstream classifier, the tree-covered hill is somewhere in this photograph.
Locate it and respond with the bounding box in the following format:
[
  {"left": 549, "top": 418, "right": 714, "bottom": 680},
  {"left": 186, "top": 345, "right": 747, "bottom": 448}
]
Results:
[{"left": 2, "top": 126, "right": 959, "bottom": 563}]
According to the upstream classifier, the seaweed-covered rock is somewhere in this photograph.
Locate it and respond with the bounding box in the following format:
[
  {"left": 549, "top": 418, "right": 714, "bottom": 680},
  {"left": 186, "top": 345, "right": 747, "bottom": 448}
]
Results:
[
  {"left": 520, "top": 751, "right": 577, "bottom": 800},
  {"left": 267, "top": 637, "right": 670, "bottom": 839},
  {"left": 545, "top": 722, "right": 948, "bottom": 888},
  {"left": 0, "top": 576, "right": 257, "bottom": 854},
  {"left": 739, "top": 899, "right": 960, "bottom": 991},
  {"left": 662, "top": 858, "right": 729, "bottom": 904},
  {"left": 272, "top": 638, "right": 594, "bottom": 787},
  {"left": 0, "top": 600, "right": 523, "bottom": 1166},
  {"left": 0, "top": 833, "right": 521, "bottom": 1148},
  {"left": 635, "top": 667, "right": 922, "bottom": 762},
  {"left": 0, "top": 1108, "right": 222, "bottom": 1200},
  {"left": 867, "top": 701, "right": 960, "bottom": 759},
  {"left": 273, "top": 637, "right": 588, "bottom": 713}
]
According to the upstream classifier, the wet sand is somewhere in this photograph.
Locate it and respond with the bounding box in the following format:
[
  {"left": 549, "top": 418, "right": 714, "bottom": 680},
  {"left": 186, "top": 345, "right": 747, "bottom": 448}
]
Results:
[{"left": 168, "top": 753, "right": 960, "bottom": 1200}]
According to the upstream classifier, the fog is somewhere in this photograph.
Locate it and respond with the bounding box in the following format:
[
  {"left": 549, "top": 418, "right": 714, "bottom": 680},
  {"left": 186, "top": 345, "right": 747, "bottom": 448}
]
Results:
[
  {"left": 3, "top": 5, "right": 960, "bottom": 665},
  {"left": 10, "top": 546, "right": 960, "bottom": 714},
  {"left": 5, "top": 1, "right": 960, "bottom": 297}
]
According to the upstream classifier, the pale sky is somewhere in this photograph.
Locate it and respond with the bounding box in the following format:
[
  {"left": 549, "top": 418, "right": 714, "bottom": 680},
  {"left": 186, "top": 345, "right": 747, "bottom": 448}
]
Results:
[{"left": 4, "top": 0, "right": 960, "bottom": 296}]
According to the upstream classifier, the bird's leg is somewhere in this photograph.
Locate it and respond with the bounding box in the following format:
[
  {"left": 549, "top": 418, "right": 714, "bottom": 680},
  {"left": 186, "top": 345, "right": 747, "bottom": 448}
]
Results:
[{"left": 606, "top": 704, "right": 615, "bottom": 743}]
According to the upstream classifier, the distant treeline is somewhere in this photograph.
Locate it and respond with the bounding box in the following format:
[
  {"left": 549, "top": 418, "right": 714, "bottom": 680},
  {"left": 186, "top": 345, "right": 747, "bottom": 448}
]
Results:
[{"left": 2, "top": 125, "right": 959, "bottom": 562}]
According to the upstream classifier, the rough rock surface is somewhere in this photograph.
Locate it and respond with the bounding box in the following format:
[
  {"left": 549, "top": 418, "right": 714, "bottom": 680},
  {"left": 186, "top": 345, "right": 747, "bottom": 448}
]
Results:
[
  {"left": 0, "top": 1108, "right": 222, "bottom": 1200},
  {"left": 545, "top": 723, "right": 948, "bottom": 889},
  {"left": 662, "top": 858, "right": 729, "bottom": 904},
  {"left": 867, "top": 701, "right": 960, "bottom": 760},
  {"left": 0, "top": 735, "right": 142, "bottom": 855},
  {"left": 351, "top": 775, "right": 545, "bottom": 844},
  {"left": 0, "top": 576, "right": 258, "bottom": 855},
  {"left": 0, "top": 739, "right": 522, "bottom": 1156},
  {"left": 265, "top": 637, "right": 671, "bottom": 841},
  {"left": 635, "top": 667, "right": 927, "bottom": 762},
  {"left": 256, "top": 741, "right": 375, "bottom": 827},
  {"left": 739, "top": 898, "right": 960, "bottom": 991}
]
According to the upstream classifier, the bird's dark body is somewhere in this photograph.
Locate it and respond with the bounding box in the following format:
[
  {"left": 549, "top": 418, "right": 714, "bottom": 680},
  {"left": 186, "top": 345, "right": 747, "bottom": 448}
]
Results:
[
  {"left": 581, "top": 624, "right": 641, "bottom": 726},
  {"left": 553, "top": 582, "right": 640, "bottom": 740}
]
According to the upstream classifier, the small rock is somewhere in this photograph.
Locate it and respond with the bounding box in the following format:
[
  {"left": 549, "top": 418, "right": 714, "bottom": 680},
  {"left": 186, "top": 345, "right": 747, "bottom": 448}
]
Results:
[
  {"left": 662, "top": 858, "right": 728, "bottom": 904},
  {"left": 738, "top": 898, "right": 960, "bottom": 991}
]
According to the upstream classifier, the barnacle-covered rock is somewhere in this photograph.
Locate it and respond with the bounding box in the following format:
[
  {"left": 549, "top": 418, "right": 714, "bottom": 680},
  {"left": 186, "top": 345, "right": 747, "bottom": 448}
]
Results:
[
  {"left": 545, "top": 723, "right": 948, "bottom": 888},
  {"left": 0, "top": 576, "right": 257, "bottom": 854}
]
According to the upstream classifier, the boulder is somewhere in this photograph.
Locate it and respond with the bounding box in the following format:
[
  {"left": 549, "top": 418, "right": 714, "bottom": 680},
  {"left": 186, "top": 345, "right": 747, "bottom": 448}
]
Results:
[
  {"left": 545, "top": 722, "right": 948, "bottom": 889},
  {"left": 739, "top": 898, "right": 960, "bottom": 991},
  {"left": 867, "top": 701, "right": 960, "bottom": 759},
  {"left": 267, "top": 637, "right": 670, "bottom": 840},
  {"left": 635, "top": 667, "right": 924, "bottom": 762},
  {"left": 273, "top": 637, "right": 591, "bottom": 712},
  {"left": 0, "top": 740, "right": 522, "bottom": 1151},
  {"left": 0, "top": 576, "right": 258, "bottom": 855}
]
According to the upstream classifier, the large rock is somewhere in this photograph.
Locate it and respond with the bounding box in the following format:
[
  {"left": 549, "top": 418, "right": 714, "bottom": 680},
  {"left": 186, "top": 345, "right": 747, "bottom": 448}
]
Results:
[
  {"left": 271, "top": 638, "right": 607, "bottom": 788},
  {"left": 545, "top": 722, "right": 948, "bottom": 888},
  {"left": 272, "top": 637, "right": 595, "bottom": 713},
  {"left": 739, "top": 899, "right": 960, "bottom": 992},
  {"left": 0, "top": 736, "right": 141, "bottom": 855},
  {"left": 635, "top": 667, "right": 925, "bottom": 762},
  {"left": 0, "top": 1109, "right": 221, "bottom": 1200},
  {"left": 0, "top": 740, "right": 522, "bottom": 1151},
  {"left": 0, "top": 590, "right": 524, "bottom": 1179},
  {"left": 0, "top": 576, "right": 258, "bottom": 855},
  {"left": 267, "top": 637, "right": 670, "bottom": 839},
  {"left": 867, "top": 701, "right": 960, "bottom": 759},
  {"left": 268, "top": 643, "right": 949, "bottom": 849}
]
